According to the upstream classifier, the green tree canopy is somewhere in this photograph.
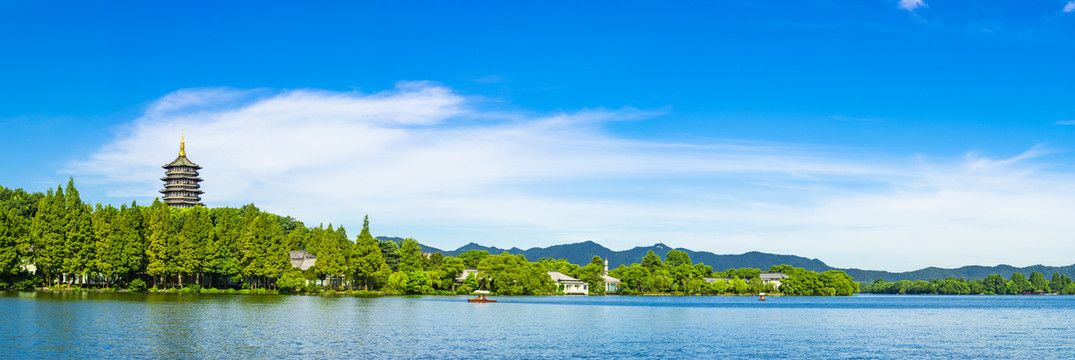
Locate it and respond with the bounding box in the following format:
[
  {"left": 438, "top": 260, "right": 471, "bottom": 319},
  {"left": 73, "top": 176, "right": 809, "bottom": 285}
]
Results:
[
  {"left": 664, "top": 250, "right": 692, "bottom": 267},
  {"left": 398, "top": 238, "right": 426, "bottom": 272}
]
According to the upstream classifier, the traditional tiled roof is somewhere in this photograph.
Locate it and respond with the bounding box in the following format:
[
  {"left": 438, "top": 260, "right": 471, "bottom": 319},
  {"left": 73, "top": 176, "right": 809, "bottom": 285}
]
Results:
[
  {"left": 163, "top": 155, "right": 202, "bottom": 169},
  {"left": 289, "top": 250, "right": 317, "bottom": 271},
  {"left": 760, "top": 272, "right": 789, "bottom": 281},
  {"left": 547, "top": 271, "right": 585, "bottom": 284},
  {"left": 601, "top": 274, "right": 621, "bottom": 284}
]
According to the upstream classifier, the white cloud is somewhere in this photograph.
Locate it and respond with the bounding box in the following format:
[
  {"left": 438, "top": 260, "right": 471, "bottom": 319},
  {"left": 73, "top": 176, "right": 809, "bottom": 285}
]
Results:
[
  {"left": 1065, "top": 1, "right": 1075, "bottom": 12},
  {"left": 899, "top": 0, "right": 926, "bottom": 11},
  {"left": 1058, "top": 120, "right": 1075, "bottom": 125},
  {"left": 70, "top": 82, "right": 1075, "bottom": 272}
]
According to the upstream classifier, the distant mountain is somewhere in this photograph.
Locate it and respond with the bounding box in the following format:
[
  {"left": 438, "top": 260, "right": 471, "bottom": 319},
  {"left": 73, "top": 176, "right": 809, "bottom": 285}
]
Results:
[
  {"left": 377, "top": 237, "right": 1075, "bottom": 284},
  {"left": 840, "top": 264, "right": 1075, "bottom": 285}
]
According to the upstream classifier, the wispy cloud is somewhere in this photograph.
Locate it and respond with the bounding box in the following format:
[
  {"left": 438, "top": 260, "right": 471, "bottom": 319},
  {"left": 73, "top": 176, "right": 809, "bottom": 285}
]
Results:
[
  {"left": 1064, "top": 1, "right": 1075, "bottom": 12},
  {"left": 1057, "top": 120, "right": 1075, "bottom": 125},
  {"left": 898, "top": 0, "right": 926, "bottom": 11},
  {"left": 69, "top": 83, "right": 1075, "bottom": 271}
]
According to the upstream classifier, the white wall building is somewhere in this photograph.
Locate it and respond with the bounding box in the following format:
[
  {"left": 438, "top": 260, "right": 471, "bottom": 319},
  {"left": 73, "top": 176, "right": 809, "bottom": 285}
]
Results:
[{"left": 548, "top": 271, "right": 588, "bottom": 295}]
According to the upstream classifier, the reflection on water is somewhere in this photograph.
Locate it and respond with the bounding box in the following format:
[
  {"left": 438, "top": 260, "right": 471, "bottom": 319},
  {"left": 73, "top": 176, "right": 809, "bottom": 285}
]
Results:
[{"left": 3, "top": 292, "right": 1075, "bottom": 359}]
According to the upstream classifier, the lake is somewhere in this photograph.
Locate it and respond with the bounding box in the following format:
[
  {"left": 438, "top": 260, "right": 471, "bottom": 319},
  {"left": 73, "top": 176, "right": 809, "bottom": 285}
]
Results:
[{"left": 3, "top": 292, "right": 1074, "bottom": 359}]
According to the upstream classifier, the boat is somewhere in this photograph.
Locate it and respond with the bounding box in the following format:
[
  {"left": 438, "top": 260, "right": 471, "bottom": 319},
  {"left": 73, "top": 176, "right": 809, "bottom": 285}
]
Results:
[
  {"left": 468, "top": 288, "right": 494, "bottom": 303},
  {"left": 759, "top": 293, "right": 766, "bottom": 301}
]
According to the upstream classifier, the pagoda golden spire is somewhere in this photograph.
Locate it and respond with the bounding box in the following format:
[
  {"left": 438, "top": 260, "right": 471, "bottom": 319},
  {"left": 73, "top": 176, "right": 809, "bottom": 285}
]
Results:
[{"left": 179, "top": 129, "right": 186, "bottom": 156}]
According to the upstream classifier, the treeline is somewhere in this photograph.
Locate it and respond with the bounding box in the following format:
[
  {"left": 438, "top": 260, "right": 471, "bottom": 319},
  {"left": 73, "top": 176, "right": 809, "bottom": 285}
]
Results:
[
  {"left": 592, "top": 250, "right": 857, "bottom": 296},
  {"left": 0, "top": 180, "right": 561, "bottom": 294},
  {"left": 862, "top": 272, "right": 1075, "bottom": 295},
  {"left": 0, "top": 179, "right": 855, "bottom": 296}
]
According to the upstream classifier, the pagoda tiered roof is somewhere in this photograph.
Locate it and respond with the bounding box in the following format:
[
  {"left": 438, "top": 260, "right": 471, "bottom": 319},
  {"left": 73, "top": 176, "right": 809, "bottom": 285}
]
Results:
[{"left": 160, "top": 134, "right": 205, "bottom": 208}]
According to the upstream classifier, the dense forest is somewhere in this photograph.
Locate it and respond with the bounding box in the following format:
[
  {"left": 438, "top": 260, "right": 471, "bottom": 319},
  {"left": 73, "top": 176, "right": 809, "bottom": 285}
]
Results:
[
  {"left": 862, "top": 272, "right": 1075, "bottom": 295},
  {"left": 0, "top": 179, "right": 855, "bottom": 296}
]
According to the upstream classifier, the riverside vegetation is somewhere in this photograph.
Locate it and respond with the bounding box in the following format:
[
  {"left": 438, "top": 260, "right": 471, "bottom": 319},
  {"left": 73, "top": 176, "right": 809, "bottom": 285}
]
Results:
[
  {"left": 0, "top": 179, "right": 855, "bottom": 296},
  {"left": 863, "top": 272, "right": 1075, "bottom": 295}
]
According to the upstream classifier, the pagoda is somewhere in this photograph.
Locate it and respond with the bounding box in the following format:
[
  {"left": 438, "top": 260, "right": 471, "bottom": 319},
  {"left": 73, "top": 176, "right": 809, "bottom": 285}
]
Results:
[{"left": 160, "top": 134, "right": 204, "bottom": 208}]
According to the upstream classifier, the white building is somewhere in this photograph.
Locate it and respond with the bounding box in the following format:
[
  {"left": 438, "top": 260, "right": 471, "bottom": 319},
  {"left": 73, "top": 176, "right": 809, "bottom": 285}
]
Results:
[
  {"left": 601, "top": 274, "right": 621, "bottom": 293},
  {"left": 760, "top": 272, "right": 789, "bottom": 288},
  {"left": 548, "top": 271, "right": 588, "bottom": 295}
]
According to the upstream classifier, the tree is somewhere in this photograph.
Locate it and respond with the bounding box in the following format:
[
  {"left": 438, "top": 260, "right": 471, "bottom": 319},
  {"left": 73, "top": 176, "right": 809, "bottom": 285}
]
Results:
[
  {"left": 458, "top": 250, "right": 488, "bottom": 268},
  {"left": 539, "top": 258, "right": 579, "bottom": 274},
  {"left": 1050, "top": 272, "right": 1063, "bottom": 293},
  {"left": 379, "top": 239, "right": 401, "bottom": 271},
  {"left": 731, "top": 277, "right": 749, "bottom": 294},
  {"left": 1050, "top": 273, "right": 1072, "bottom": 294},
  {"left": 350, "top": 215, "right": 384, "bottom": 290},
  {"left": 276, "top": 268, "right": 306, "bottom": 294},
  {"left": 31, "top": 187, "right": 66, "bottom": 286},
  {"left": 983, "top": 274, "right": 1007, "bottom": 295},
  {"left": 241, "top": 214, "right": 290, "bottom": 289},
  {"left": 0, "top": 208, "right": 27, "bottom": 274},
  {"left": 641, "top": 251, "right": 663, "bottom": 271},
  {"left": 207, "top": 207, "right": 242, "bottom": 288},
  {"left": 820, "top": 270, "right": 858, "bottom": 296},
  {"left": 62, "top": 179, "right": 94, "bottom": 285},
  {"left": 144, "top": 199, "right": 176, "bottom": 288},
  {"left": 670, "top": 264, "right": 696, "bottom": 292},
  {"left": 398, "top": 238, "right": 426, "bottom": 272},
  {"left": 115, "top": 202, "right": 146, "bottom": 286},
  {"left": 1029, "top": 271, "right": 1048, "bottom": 292},
  {"left": 177, "top": 206, "right": 212, "bottom": 287},
  {"left": 664, "top": 250, "right": 692, "bottom": 268},
  {"left": 314, "top": 225, "right": 347, "bottom": 288},
  {"left": 1009, "top": 273, "right": 1032, "bottom": 294},
  {"left": 92, "top": 204, "right": 121, "bottom": 287},
  {"left": 385, "top": 271, "right": 408, "bottom": 293},
  {"left": 693, "top": 263, "right": 714, "bottom": 278},
  {"left": 609, "top": 264, "right": 649, "bottom": 293},
  {"left": 437, "top": 257, "right": 465, "bottom": 290},
  {"left": 477, "top": 253, "right": 554, "bottom": 295}
]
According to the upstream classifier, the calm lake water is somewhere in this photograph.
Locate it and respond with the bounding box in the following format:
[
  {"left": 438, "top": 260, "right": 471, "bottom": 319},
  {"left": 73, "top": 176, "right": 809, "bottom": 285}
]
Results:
[{"left": 3, "top": 292, "right": 1074, "bottom": 359}]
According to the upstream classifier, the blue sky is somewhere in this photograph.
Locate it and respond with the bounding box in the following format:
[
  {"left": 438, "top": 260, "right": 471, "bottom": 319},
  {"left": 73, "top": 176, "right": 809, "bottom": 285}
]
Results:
[{"left": 2, "top": 0, "right": 1075, "bottom": 271}]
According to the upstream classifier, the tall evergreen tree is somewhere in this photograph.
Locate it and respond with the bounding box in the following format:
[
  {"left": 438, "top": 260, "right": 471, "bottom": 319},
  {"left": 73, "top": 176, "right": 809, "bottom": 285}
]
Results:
[
  {"left": 145, "top": 199, "right": 176, "bottom": 288},
  {"left": 0, "top": 188, "right": 39, "bottom": 267},
  {"left": 92, "top": 204, "right": 121, "bottom": 287},
  {"left": 117, "top": 202, "right": 146, "bottom": 285},
  {"left": 62, "top": 179, "right": 94, "bottom": 285},
  {"left": 208, "top": 207, "right": 242, "bottom": 288},
  {"left": 240, "top": 213, "right": 269, "bottom": 287},
  {"left": 306, "top": 223, "right": 323, "bottom": 256},
  {"left": 31, "top": 187, "right": 66, "bottom": 286},
  {"left": 379, "top": 239, "right": 401, "bottom": 271},
  {"left": 336, "top": 225, "right": 351, "bottom": 274},
  {"left": 177, "top": 206, "right": 212, "bottom": 287},
  {"left": 0, "top": 208, "right": 27, "bottom": 274},
  {"left": 315, "top": 224, "right": 347, "bottom": 287},
  {"left": 263, "top": 218, "right": 291, "bottom": 288},
  {"left": 351, "top": 215, "right": 385, "bottom": 290}
]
